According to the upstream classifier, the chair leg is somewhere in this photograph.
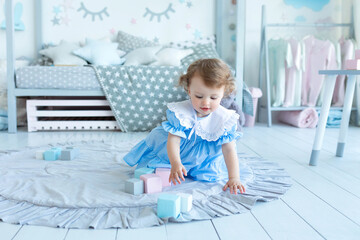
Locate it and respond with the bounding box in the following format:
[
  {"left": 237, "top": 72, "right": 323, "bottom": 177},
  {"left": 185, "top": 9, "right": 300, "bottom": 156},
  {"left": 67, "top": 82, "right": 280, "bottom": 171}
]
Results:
[
  {"left": 7, "top": 95, "right": 17, "bottom": 133},
  {"left": 336, "top": 75, "right": 357, "bottom": 157},
  {"left": 309, "top": 75, "right": 337, "bottom": 166}
]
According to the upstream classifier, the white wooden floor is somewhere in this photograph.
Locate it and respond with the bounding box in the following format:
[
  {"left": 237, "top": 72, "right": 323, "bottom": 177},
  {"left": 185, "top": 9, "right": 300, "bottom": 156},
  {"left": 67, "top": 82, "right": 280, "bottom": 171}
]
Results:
[{"left": 0, "top": 124, "right": 359, "bottom": 240}]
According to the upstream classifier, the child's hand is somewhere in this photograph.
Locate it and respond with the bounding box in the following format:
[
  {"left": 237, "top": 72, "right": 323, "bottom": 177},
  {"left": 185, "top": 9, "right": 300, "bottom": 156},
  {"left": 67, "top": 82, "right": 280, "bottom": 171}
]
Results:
[
  {"left": 223, "top": 177, "right": 245, "bottom": 195},
  {"left": 169, "top": 162, "right": 187, "bottom": 185}
]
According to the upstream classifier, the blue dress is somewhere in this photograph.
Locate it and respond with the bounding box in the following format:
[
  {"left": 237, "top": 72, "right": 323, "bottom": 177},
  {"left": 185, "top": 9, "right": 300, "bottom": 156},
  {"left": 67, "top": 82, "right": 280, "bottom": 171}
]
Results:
[{"left": 123, "top": 100, "right": 242, "bottom": 182}]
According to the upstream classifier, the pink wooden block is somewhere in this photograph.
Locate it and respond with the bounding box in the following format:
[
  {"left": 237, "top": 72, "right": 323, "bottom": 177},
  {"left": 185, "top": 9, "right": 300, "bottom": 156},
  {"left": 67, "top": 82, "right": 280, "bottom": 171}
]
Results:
[
  {"left": 345, "top": 59, "right": 360, "bottom": 70},
  {"left": 155, "top": 168, "right": 171, "bottom": 187},
  {"left": 355, "top": 49, "right": 360, "bottom": 59},
  {"left": 140, "top": 174, "right": 162, "bottom": 193}
]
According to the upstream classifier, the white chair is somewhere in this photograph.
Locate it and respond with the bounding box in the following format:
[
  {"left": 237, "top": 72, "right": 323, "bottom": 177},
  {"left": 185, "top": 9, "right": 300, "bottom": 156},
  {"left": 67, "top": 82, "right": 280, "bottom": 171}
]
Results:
[{"left": 309, "top": 70, "right": 359, "bottom": 166}]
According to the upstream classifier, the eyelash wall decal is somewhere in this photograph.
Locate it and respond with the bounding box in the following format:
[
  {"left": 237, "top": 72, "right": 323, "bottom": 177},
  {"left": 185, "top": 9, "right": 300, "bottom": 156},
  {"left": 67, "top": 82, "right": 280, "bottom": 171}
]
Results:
[
  {"left": 77, "top": 2, "right": 109, "bottom": 22},
  {"left": 143, "top": 3, "right": 175, "bottom": 22}
]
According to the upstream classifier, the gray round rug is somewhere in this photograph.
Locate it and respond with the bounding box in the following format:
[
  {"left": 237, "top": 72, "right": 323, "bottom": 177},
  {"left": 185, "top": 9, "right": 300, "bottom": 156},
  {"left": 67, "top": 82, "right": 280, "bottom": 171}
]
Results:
[{"left": 0, "top": 140, "right": 292, "bottom": 229}]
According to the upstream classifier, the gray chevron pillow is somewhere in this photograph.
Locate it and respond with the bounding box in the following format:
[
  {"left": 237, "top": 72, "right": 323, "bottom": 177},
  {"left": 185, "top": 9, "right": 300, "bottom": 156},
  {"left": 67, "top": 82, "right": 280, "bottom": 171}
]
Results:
[{"left": 116, "top": 31, "right": 159, "bottom": 52}]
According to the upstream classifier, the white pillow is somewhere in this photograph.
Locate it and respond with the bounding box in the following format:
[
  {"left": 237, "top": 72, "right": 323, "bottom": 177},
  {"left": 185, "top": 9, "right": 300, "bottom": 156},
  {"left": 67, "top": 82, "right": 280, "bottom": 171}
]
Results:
[
  {"left": 124, "top": 46, "right": 162, "bottom": 66},
  {"left": 39, "top": 40, "right": 87, "bottom": 66},
  {"left": 151, "top": 48, "right": 193, "bottom": 66},
  {"left": 79, "top": 37, "right": 126, "bottom": 57},
  {"left": 73, "top": 39, "right": 125, "bottom": 65}
]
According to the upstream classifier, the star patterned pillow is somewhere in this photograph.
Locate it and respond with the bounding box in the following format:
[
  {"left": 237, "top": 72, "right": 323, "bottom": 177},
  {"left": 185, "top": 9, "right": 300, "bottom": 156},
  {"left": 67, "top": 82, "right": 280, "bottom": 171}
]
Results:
[{"left": 181, "top": 43, "right": 219, "bottom": 66}]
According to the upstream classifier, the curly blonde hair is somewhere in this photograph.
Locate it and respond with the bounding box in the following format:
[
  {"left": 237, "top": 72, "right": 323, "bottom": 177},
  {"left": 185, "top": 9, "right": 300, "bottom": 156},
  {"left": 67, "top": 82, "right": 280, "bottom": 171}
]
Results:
[{"left": 178, "top": 58, "right": 236, "bottom": 97}]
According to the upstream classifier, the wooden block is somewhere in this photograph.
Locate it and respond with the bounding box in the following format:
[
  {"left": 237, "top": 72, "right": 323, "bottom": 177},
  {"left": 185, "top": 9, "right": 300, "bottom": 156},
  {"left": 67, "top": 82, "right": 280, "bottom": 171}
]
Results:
[
  {"left": 43, "top": 150, "right": 58, "bottom": 161},
  {"left": 51, "top": 147, "right": 62, "bottom": 159},
  {"left": 155, "top": 168, "right": 171, "bottom": 187},
  {"left": 157, "top": 193, "right": 181, "bottom": 218},
  {"left": 345, "top": 59, "right": 360, "bottom": 70},
  {"left": 177, "top": 193, "right": 193, "bottom": 213},
  {"left": 35, "top": 150, "right": 44, "bottom": 160},
  {"left": 125, "top": 178, "right": 144, "bottom": 195},
  {"left": 60, "top": 147, "right": 79, "bottom": 160},
  {"left": 134, "top": 167, "right": 155, "bottom": 179},
  {"left": 140, "top": 174, "right": 162, "bottom": 194}
]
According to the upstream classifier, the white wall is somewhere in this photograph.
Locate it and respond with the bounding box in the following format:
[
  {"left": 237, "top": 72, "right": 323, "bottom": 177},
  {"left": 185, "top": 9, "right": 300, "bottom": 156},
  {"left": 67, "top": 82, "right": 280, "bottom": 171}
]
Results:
[
  {"left": 0, "top": 0, "right": 36, "bottom": 59},
  {"left": 0, "top": 0, "right": 354, "bottom": 89},
  {"left": 0, "top": 0, "right": 217, "bottom": 60}
]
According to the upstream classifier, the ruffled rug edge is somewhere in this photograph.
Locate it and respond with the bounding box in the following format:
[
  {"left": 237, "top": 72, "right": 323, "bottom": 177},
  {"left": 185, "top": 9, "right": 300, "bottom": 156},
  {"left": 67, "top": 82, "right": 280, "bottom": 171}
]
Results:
[{"left": 0, "top": 141, "right": 292, "bottom": 229}]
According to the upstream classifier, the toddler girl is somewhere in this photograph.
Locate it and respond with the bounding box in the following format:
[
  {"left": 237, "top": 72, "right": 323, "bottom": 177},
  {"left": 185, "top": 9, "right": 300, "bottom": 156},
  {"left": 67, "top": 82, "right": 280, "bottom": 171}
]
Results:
[{"left": 124, "top": 58, "right": 245, "bottom": 194}]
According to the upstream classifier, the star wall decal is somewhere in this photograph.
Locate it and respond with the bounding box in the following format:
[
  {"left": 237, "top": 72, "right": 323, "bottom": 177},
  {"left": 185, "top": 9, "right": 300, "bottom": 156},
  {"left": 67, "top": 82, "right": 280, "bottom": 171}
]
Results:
[
  {"left": 51, "top": 16, "right": 60, "bottom": 25},
  {"left": 110, "top": 28, "right": 116, "bottom": 35},
  {"left": 61, "top": 0, "right": 74, "bottom": 12},
  {"left": 193, "top": 29, "right": 202, "bottom": 39},
  {"left": 53, "top": 6, "right": 62, "bottom": 14}
]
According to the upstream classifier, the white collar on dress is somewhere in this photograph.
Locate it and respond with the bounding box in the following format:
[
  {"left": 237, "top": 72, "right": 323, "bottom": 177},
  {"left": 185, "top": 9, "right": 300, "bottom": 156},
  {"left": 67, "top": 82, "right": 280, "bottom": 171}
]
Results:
[{"left": 167, "top": 100, "right": 239, "bottom": 141}]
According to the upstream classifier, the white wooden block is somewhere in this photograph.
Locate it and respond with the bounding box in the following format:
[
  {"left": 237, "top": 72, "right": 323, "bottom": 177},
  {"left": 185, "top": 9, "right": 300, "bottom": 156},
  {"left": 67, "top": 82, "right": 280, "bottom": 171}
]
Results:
[
  {"left": 178, "top": 193, "right": 193, "bottom": 213},
  {"left": 35, "top": 150, "right": 44, "bottom": 160}
]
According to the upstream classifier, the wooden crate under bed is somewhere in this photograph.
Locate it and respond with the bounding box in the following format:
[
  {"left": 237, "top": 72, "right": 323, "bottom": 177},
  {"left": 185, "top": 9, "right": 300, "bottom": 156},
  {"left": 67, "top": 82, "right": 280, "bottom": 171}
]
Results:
[{"left": 26, "top": 99, "right": 120, "bottom": 132}]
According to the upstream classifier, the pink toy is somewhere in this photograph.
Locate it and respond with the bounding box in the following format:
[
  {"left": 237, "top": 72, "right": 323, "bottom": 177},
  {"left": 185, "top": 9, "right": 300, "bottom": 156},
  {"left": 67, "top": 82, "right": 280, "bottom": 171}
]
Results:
[
  {"left": 140, "top": 174, "right": 162, "bottom": 193},
  {"left": 155, "top": 168, "right": 171, "bottom": 187},
  {"left": 355, "top": 49, "right": 360, "bottom": 59},
  {"left": 345, "top": 59, "right": 360, "bottom": 70}
]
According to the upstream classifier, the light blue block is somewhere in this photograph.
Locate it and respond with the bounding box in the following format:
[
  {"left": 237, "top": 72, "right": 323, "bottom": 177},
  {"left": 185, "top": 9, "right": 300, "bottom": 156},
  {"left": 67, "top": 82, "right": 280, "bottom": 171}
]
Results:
[
  {"left": 134, "top": 167, "right": 155, "bottom": 179},
  {"left": 125, "top": 178, "right": 144, "bottom": 195},
  {"left": 60, "top": 147, "right": 80, "bottom": 160},
  {"left": 43, "top": 150, "right": 58, "bottom": 161},
  {"left": 51, "top": 147, "right": 62, "bottom": 159},
  {"left": 157, "top": 194, "right": 181, "bottom": 219}
]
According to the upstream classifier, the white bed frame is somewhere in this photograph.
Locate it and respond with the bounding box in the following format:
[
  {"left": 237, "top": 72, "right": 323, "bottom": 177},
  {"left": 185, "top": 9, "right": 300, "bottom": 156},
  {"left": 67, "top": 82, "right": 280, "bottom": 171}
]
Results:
[{"left": 6, "top": 0, "right": 246, "bottom": 133}]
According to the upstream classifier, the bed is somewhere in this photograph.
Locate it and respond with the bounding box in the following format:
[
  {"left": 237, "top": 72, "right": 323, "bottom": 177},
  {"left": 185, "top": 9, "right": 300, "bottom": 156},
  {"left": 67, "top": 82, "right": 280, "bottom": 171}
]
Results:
[{"left": 5, "top": 0, "right": 246, "bottom": 133}]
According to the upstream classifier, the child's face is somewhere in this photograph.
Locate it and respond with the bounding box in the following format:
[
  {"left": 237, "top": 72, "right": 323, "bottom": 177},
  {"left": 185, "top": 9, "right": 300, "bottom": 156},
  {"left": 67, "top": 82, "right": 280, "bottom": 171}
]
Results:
[{"left": 188, "top": 73, "right": 225, "bottom": 117}]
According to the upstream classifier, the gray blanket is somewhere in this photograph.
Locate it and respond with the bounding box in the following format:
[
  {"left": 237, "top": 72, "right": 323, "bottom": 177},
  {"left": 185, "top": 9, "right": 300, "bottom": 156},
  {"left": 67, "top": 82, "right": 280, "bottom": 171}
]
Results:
[
  {"left": 93, "top": 65, "right": 188, "bottom": 132},
  {"left": 93, "top": 65, "right": 254, "bottom": 132}
]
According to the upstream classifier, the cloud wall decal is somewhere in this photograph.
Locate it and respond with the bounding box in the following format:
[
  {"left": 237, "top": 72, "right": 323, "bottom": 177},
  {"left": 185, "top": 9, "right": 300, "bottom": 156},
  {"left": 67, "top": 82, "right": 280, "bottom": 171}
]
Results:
[{"left": 284, "top": 0, "right": 330, "bottom": 12}]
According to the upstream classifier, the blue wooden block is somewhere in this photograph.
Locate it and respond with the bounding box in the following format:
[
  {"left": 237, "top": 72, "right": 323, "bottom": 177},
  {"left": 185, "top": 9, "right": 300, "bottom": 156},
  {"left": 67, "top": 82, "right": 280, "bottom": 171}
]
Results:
[
  {"left": 157, "top": 194, "right": 181, "bottom": 219},
  {"left": 134, "top": 167, "right": 155, "bottom": 179},
  {"left": 51, "top": 147, "right": 62, "bottom": 159},
  {"left": 60, "top": 147, "right": 79, "bottom": 160},
  {"left": 125, "top": 178, "right": 144, "bottom": 195},
  {"left": 43, "top": 150, "right": 58, "bottom": 161}
]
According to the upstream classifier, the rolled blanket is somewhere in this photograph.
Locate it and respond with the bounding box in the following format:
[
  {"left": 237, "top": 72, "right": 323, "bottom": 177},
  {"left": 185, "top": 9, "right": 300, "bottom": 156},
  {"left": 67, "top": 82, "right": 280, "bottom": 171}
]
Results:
[
  {"left": 318, "top": 109, "right": 342, "bottom": 128},
  {"left": 278, "top": 108, "right": 318, "bottom": 128}
]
